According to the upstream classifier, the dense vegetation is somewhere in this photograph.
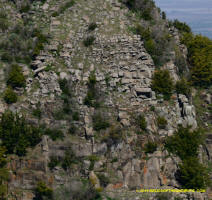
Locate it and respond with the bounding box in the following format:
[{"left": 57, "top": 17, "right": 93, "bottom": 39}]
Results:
[
  {"left": 0, "top": 20, "right": 49, "bottom": 64},
  {"left": 0, "top": 147, "right": 9, "bottom": 199},
  {"left": 151, "top": 69, "right": 174, "bottom": 100},
  {"left": 84, "top": 71, "right": 100, "bottom": 108},
  {"left": 34, "top": 181, "right": 53, "bottom": 200},
  {"left": 4, "top": 87, "right": 18, "bottom": 104},
  {"left": 181, "top": 33, "right": 212, "bottom": 87},
  {"left": 0, "top": 111, "right": 64, "bottom": 157},
  {"left": 165, "top": 126, "right": 210, "bottom": 189},
  {"left": 0, "top": 111, "right": 43, "bottom": 156}
]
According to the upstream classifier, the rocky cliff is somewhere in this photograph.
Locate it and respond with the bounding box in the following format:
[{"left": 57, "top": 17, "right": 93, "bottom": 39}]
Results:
[{"left": 0, "top": 0, "right": 211, "bottom": 199}]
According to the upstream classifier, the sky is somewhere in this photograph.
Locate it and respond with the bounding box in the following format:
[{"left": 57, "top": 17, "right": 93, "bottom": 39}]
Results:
[{"left": 154, "top": 0, "right": 212, "bottom": 39}]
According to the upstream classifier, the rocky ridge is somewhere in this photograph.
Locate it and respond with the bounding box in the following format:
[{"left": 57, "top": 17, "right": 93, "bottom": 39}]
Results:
[{"left": 0, "top": 0, "right": 211, "bottom": 199}]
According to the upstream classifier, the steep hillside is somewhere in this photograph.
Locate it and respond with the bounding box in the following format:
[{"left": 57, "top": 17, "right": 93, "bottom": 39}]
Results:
[{"left": 0, "top": 0, "right": 211, "bottom": 200}]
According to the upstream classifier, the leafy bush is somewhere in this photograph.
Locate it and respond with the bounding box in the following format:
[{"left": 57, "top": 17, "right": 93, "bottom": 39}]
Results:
[
  {"left": 161, "top": 11, "right": 166, "bottom": 20},
  {"left": 83, "top": 36, "right": 96, "bottom": 47},
  {"left": 7, "top": 64, "right": 26, "bottom": 88},
  {"left": 175, "top": 78, "right": 191, "bottom": 96},
  {"left": 32, "top": 108, "right": 42, "bottom": 119},
  {"left": 72, "top": 112, "right": 79, "bottom": 121},
  {"left": 88, "top": 22, "right": 97, "bottom": 31},
  {"left": 156, "top": 116, "right": 167, "bottom": 129},
  {"left": 93, "top": 113, "right": 110, "bottom": 131},
  {"left": 0, "top": 111, "right": 42, "bottom": 156},
  {"left": 172, "top": 19, "right": 191, "bottom": 33},
  {"left": 130, "top": 22, "right": 174, "bottom": 66},
  {"left": 136, "top": 115, "right": 147, "bottom": 131},
  {"left": 0, "top": 20, "right": 49, "bottom": 64},
  {"left": 44, "top": 128, "right": 64, "bottom": 141},
  {"left": 59, "top": 78, "right": 71, "bottom": 96},
  {"left": 62, "top": 148, "right": 77, "bottom": 170},
  {"left": 48, "top": 156, "right": 60, "bottom": 170},
  {"left": 151, "top": 69, "right": 174, "bottom": 100},
  {"left": 165, "top": 126, "right": 203, "bottom": 160},
  {"left": 97, "top": 174, "right": 110, "bottom": 187},
  {"left": 144, "top": 141, "right": 157, "bottom": 154},
  {"left": 124, "top": 0, "right": 154, "bottom": 21},
  {"left": 0, "top": 146, "right": 9, "bottom": 200},
  {"left": 155, "top": 193, "right": 171, "bottom": 200},
  {"left": 84, "top": 72, "right": 100, "bottom": 108},
  {"left": 52, "top": 0, "right": 75, "bottom": 17},
  {"left": 165, "top": 126, "right": 210, "bottom": 189},
  {"left": 19, "top": 1, "right": 31, "bottom": 13},
  {"left": 181, "top": 33, "right": 212, "bottom": 87},
  {"left": 0, "top": 18, "right": 8, "bottom": 32},
  {"left": 4, "top": 87, "right": 18, "bottom": 104},
  {"left": 177, "top": 157, "right": 210, "bottom": 189},
  {"left": 34, "top": 181, "right": 53, "bottom": 200},
  {"left": 69, "top": 124, "right": 77, "bottom": 135}
]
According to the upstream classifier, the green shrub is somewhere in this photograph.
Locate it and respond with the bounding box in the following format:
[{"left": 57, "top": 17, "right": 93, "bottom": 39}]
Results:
[
  {"left": 141, "top": 8, "right": 152, "bottom": 20},
  {"left": 156, "top": 116, "right": 167, "bottom": 129},
  {"left": 19, "top": 2, "right": 31, "bottom": 13},
  {"left": 4, "top": 87, "right": 17, "bottom": 104},
  {"left": 44, "top": 128, "right": 64, "bottom": 141},
  {"left": 181, "top": 33, "right": 212, "bottom": 88},
  {"left": 175, "top": 78, "right": 191, "bottom": 96},
  {"left": 97, "top": 174, "right": 110, "bottom": 187},
  {"left": 102, "top": 125, "right": 124, "bottom": 146},
  {"left": 177, "top": 157, "right": 210, "bottom": 189},
  {"left": 161, "top": 11, "right": 166, "bottom": 20},
  {"left": 62, "top": 148, "right": 77, "bottom": 170},
  {"left": 151, "top": 69, "right": 174, "bottom": 100},
  {"left": 53, "top": 109, "right": 66, "bottom": 120},
  {"left": 87, "top": 155, "right": 99, "bottom": 171},
  {"left": 0, "top": 147, "right": 9, "bottom": 199},
  {"left": 69, "top": 124, "right": 77, "bottom": 135},
  {"left": 0, "top": 18, "right": 8, "bottom": 32},
  {"left": 150, "top": 106, "right": 155, "bottom": 111},
  {"left": 84, "top": 72, "right": 100, "bottom": 108},
  {"left": 165, "top": 126, "right": 203, "bottom": 160},
  {"left": 34, "top": 181, "right": 53, "bottom": 200},
  {"left": 7, "top": 64, "right": 26, "bottom": 88},
  {"left": 0, "top": 111, "right": 42, "bottom": 156},
  {"left": 83, "top": 36, "right": 96, "bottom": 47},
  {"left": 144, "top": 141, "right": 157, "bottom": 154},
  {"left": 59, "top": 79, "right": 71, "bottom": 96},
  {"left": 33, "top": 108, "right": 42, "bottom": 119},
  {"left": 172, "top": 19, "right": 191, "bottom": 33},
  {"left": 165, "top": 126, "right": 210, "bottom": 189},
  {"left": 93, "top": 114, "right": 110, "bottom": 131},
  {"left": 88, "top": 22, "right": 97, "bottom": 31},
  {"left": 1, "top": 52, "right": 13, "bottom": 63},
  {"left": 136, "top": 115, "right": 147, "bottom": 131},
  {"left": 48, "top": 156, "right": 60, "bottom": 170},
  {"left": 51, "top": 0, "right": 75, "bottom": 17},
  {"left": 144, "top": 38, "right": 156, "bottom": 55},
  {"left": 72, "top": 112, "right": 79, "bottom": 121}
]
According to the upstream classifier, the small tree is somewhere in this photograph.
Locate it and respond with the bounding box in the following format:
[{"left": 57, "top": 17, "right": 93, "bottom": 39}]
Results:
[
  {"left": 4, "top": 87, "right": 17, "bottom": 104},
  {"left": 177, "top": 157, "right": 210, "bottom": 189},
  {"left": 175, "top": 78, "right": 191, "bottom": 96},
  {"left": 151, "top": 69, "right": 174, "bottom": 100},
  {"left": 144, "top": 141, "right": 157, "bottom": 154},
  {"left": 136, "top": 115, "right": 147, "bottom": 131},
  {"left": 157, "top": 116, "right": 167, "bottom": 129},
  {"left": 34, "top": 181, "right": 53, "bottom": 200},
  {"left": 7, "top": 64, "right": 26, "bottom": 88}
]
